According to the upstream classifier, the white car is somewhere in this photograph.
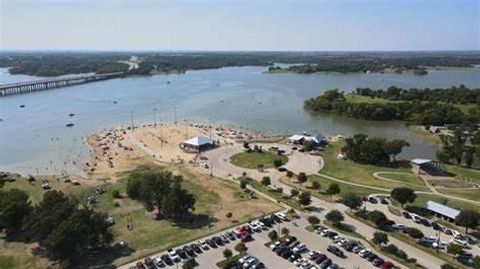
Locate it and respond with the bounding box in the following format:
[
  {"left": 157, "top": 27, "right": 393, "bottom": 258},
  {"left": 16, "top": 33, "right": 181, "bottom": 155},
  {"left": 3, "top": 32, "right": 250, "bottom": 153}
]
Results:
[
  {"left": 451, "top": 238, "right": 468, "bottom": 247},
  {"left": 198, "top": 240, "right": 209, "bottom": 250},
  {"left": 320, "top": 229, "right": 330, "bottom": 236},
  {"left": 358, "top": 248, "right": 371, "bottom": 258},
  {"left": 293, "top": 258, "right": 305, "bottom": 266},
  {"left": 275, "top": 212, "right": 287, "bottom": 221},
  {"left": 308, "top": 251, "right": 319, "bottom": 259},
  {"left": 432, "top": 241, "right": 448, "bottom": 250},
  {"left": 239, "top": 255, "right": 252, "bottom": 264},
  {"left": 249, "top": 221, "right": 262, "bottom": 232},
  {"left": 293, "top": 243, "right": 306, "bottom": 253},
  {"left": 391, "top": 224, "right": 408, "bottom": 231}
]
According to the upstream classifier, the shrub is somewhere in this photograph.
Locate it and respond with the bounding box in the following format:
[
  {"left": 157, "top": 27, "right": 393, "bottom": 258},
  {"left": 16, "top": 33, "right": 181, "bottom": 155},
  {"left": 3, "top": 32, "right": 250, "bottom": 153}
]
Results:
[
  {"left": 240, "top": 179, "right": 248, "bottom": 189},
  {"left": 406, "top": 227, "right": 424, "bottom": 239},
  {"left": 234, "top": 242, "right": 247, "bottom": 253},
  {"left": 311, "top": 181, "right": 320, "bottom": 190},
  {"left": 367, "top": 210, "right": 389, "bottom": 228},
  {"left": 297, "top": 172, "right": 307, "bottom": 183},
  {"left": 261, "top": 176, "right": 271, "bottom": 186},
  {"left": 286, "top": 170, "right": 294, "bottom": 178},
  {"left": 273, "top": 159, "right": 283, "bottom": 167},
  {"left": 112, "top": 189, "right": 121, "bottom": 199},
  {"left": 307, "top": 215, "right": 320, "bottom": 226},
  {"left": 223, "top": 248, "right": 232, "bottom": 258},
  {"left": 226, "top": 212, "right": 233, "bottom": 219}
]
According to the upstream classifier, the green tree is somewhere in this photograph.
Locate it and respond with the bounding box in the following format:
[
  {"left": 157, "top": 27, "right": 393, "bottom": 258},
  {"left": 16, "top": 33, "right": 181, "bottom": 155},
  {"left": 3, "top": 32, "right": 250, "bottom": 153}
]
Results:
[
  {"left": 161, "top": 181, "right": 196, "bottom": 219},
  {"left": 111, "top": 189, "right": 121, "bottom": 199},
  {"left": 311, "top": 181, "right": 320, "bottom": 190},
  {"left": 226, "top": 212, "right": 233, "bottom": 219},
  {"left": 307, "top": 215, "right": 320, "bottom": 226},
  {"left": 367, "top": 210, "right": 389, "bottom": 228},
  {"left": 261, "top": 176, "right": 271, "bottom": 186},
  {"left": 440, "top": 264, "right": 456, "bottom": 269},
  {"left": 326, "top": 183, "right": 340, "bottom": 196},
  {"left": 390, "top": 187, "right": 416, "bottom": 207},
  {"left": 281, "top": 227, "right": 290, "bottom": 237},
  {"left": 298, "top": 191, "right": 312, "bottom": 206},
  {"left": 223, "top": 248, "right": 232, "bottom": 258},
  {"left": 303, "top": 140, "right": 317, "bottom": 151},
  {"left": 268, "top": 230, "right": 278, "bottom": 241},
  {"left": 372, "top": 232, "right": 389, "bottom": 245},
  {"left": 235, "top": 242, "right": 247, "bottom": 253},
  {"left": 273, "top": 159, "right": 283, "bottom": 168},
  {"left": 0, "top": 188, "right": 32, "bottom": 234},
  {"left": 472, "top": 256, "right": 480, "bottom": 269},
  {"left": 406, "top": 227, "right": 424, "bottom": 239},
  {"left": 22, "top": 190, "right": 77, "bottom": 240},
  {"left": 240, "top": 179, "right": 248, "bottom": 189},
  {"left": 385, "top": 139, "right": 410, "bottom": 162},
  {"left": 325, "top": 210, "right": 344, "bottom": 225},
  {"left": 286, "top": 170, "right": 294, "bottom": 178},
  {"left": 447, "top": 243, "right": 464, "bottom": 259},
  {"left": 290, "top": 189, "right": 299, "bottom": 197},
  {"left": 43, "top": 208, "right": 112, "bottom": 262},
  {"left": 297, "top": 172, "right": 307, "bottom": 184},
  {"left": 455, "top": 210, "right": 480, "bottom": 233},
  {"left": 341, "top": 193, "right": 363, "bottom": 211}
]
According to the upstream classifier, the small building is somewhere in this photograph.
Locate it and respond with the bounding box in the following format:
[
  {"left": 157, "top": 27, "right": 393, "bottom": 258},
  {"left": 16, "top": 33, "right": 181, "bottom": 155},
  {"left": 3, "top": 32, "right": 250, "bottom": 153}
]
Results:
[
  {"left": 180, "top": 136, "right": 213, "bottom": 153},
  {"left": 288, "top": 134, "right": 324, "bottom": 145},
  {"left": 411, "top": 158, "right": 442, "bottom": 175},
  {"left": 425, "top": 200, "right": 460, "bottom": 222}
]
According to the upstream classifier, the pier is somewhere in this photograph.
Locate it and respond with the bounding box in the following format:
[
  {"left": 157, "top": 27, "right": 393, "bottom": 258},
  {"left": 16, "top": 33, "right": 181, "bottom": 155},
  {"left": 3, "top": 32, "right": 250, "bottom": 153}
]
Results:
[{"left": 0, "top": 72, "right": 123, "bottom": 97}]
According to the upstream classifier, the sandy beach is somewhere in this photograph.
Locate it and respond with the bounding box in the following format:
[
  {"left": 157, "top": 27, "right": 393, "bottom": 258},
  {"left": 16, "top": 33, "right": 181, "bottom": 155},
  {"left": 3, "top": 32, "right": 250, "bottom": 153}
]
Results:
[{"left": 85, "top": 122, "right": 272, "bottom": 181}]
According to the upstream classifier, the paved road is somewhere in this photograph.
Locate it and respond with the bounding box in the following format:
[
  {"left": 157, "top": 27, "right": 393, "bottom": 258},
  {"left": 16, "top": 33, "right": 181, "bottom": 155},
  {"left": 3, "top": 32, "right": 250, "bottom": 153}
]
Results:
[{"left": 200, "top": 144, "right": 447, "bottom": 269}]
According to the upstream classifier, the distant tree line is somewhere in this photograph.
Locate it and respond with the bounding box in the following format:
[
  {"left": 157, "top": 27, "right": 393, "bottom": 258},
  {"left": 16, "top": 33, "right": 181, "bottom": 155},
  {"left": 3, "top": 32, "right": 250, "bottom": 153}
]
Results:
[
  {"left": 355, "top": 85, "right": 480, "bottom": 105},
  {"left": 271, "top": 55, "right": 480, "bottom": 74},
  {"left": 304, "top": 88, "right": 480, "bottom": 126},
  {"left": 342, "top": 134, "right": 409, "bottom": 165},
  {"left": 2, "top": 51, "right": 480, "bottom": 77}
]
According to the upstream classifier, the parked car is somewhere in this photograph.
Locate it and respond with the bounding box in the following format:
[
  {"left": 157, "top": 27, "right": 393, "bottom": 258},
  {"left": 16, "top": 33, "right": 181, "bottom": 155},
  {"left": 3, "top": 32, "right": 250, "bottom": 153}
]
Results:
[{"left": 327, "top": 245, "right": 345, "bottom": 257}]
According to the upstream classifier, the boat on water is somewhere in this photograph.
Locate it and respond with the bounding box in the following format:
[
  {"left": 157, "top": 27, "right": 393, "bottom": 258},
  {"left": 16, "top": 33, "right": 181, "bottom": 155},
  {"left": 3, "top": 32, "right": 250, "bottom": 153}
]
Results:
[
  {"left": 66, "top": 123, "right": 75, "bottom": 127},
  {"left": 68, "top": 113, "right": 75, "bottom": 117}
]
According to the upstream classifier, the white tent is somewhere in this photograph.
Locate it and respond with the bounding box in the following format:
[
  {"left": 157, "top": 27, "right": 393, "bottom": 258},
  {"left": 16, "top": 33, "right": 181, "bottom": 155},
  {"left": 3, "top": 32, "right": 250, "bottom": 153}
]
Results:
[
  {"left": 184, "top": 136, "right": 212, "bottom": 147},
  {"left": 180, "top": 136, "right": 213, "bottom": 152}
]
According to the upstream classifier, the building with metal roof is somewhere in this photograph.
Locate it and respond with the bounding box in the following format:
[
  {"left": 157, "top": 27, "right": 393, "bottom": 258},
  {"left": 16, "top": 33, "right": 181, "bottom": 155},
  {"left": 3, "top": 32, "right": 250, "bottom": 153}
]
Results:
[{"left": 425, "top": 200, "right": 460, "bottom": 222}]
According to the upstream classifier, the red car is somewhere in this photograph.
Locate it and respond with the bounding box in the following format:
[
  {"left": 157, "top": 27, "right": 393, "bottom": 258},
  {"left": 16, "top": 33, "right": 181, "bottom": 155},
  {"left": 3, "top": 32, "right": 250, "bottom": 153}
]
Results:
[{"left": 381, "top": 261, "right": 393, "bottom": 269}]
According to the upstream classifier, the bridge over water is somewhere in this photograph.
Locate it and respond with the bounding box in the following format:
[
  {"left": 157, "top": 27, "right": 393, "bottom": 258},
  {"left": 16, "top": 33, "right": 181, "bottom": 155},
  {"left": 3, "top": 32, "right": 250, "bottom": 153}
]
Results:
[{"left": 0, "top": 72, "right": 123, "bottom": 97}]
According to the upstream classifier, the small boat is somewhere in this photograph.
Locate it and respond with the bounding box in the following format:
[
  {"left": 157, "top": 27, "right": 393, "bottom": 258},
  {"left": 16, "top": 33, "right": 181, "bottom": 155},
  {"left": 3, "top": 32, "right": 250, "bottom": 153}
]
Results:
[
  {"left": 66, "top": 123, "right": 75, "bottom": 127},
  {"left": 19, "top": 105, "right": 25, "bottom": 108},
  {"left": 68, "top": 113, "right": 75, "bottom": 117},
  {"left": 166, "top": 81, "right": 171, "bottom": 84},
  {"left": 113, "top": 101, "right": 118, "bottom": 104}
]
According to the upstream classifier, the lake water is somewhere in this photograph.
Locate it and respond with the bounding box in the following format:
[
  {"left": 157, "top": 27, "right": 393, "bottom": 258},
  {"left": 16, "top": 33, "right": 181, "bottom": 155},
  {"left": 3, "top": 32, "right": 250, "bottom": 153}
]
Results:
[{"left": 1, "top": 66, "right": 479, "bottom": 175}]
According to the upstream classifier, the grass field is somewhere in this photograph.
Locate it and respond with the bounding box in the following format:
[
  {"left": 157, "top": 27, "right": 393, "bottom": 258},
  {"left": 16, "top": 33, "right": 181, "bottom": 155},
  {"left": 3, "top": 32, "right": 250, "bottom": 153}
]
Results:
[
  {"left": 319, "top": 142, "right": 423, "bottom": 190},
  {"left": 0, "top": 164, "right": 281, "bottom": 268},
  {"left": 437, "top": 188, "right": 480, "bottom": 202},
  {"left": 230, "top": 151, "right": 288, "bottom": 169},
  {"left": 377, "top": 172, "right": 426, "bottom": 188},
  {"left": 412, "top": 193, "right": 479, "bottom": 212},
  {"left": 280, "top": 175, "right": 388, "bottom": 200},
  {"left": 443, "top": 164, "right": 480, "bottom": 184}
]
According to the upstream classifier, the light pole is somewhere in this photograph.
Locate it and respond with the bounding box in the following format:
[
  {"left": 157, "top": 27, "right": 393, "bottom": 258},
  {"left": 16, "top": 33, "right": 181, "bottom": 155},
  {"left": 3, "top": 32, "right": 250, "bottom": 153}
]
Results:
[
  {"left": 130, "top": 110, "right": 134, "bottom": 130},
  {"left": 174, "top": 106, "right": 177, "bottom": 125},
  {"left": 153, "top": 108, "right": 157, "bottom": 127}
]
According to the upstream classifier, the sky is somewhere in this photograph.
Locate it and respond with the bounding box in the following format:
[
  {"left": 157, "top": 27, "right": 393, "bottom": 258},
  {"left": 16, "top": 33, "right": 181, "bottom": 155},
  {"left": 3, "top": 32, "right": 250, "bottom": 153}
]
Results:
[{"left": 1, "top": 0, "right": 479, "bottom": 51}]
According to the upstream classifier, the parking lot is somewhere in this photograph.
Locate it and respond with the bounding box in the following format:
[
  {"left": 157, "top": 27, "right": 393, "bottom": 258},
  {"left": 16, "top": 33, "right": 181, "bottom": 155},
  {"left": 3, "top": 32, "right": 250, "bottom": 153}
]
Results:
[
  {"left": 368, "top": 199, "right": 480, "bottom": 258},
  {"left": 121, "top": 211, "right": 396, "bottom": 269}
]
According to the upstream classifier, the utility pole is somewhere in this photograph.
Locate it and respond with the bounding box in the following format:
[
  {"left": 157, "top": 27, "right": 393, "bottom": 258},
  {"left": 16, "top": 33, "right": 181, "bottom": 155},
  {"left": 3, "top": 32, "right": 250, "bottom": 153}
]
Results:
[
  {"left": 174, "top": 106, "right": 177, "bottom": 125},
  {"left": 209, "top": 118, "right": 212, "bottom": 140},
  {"left": 130, "top": 110, "right": 134, "bottom": 130},
  {"left": 153, "top": 108, "right": 157, "bottom": 127}
]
